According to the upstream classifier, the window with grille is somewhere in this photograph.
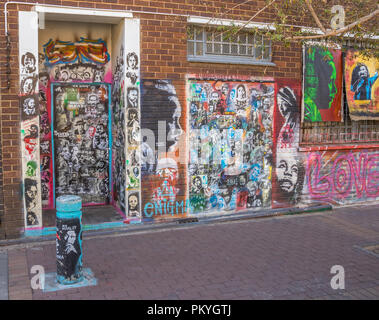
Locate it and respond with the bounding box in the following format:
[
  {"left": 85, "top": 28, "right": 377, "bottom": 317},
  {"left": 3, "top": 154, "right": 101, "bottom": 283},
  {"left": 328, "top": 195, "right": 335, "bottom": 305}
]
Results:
[
  {"left": 187, "top": 25, "right": 274, "bottom": 65},
  {"left": 300, "top": 40, "right": 379, "bottom": 146}
]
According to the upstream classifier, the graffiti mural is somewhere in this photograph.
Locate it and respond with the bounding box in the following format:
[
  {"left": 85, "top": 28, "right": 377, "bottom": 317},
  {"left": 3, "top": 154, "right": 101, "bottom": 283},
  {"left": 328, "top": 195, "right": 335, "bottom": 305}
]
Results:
[
  {"left": 19, "top": 12, "right": 42, "bottom": 227},
  {"left": 112, "top": 45, "right": 127, "bottom": 213},
  {"left": 344, "top": 49, "right": 379, "bottom": 120},
  {"left": 141, "top": 80, "right": 185, "bottom": 219},
  {"left": 188, "top": 80, "right": 274, "bottom": 214},
  {"left": 39, "top": 37, "right": 112, "bottom": 209},
  {"left": 39, "top": 54, "right": 53, "bottom": 208},
  {"left": 123, "top": 20, "right": 142, "bottom": 220},
  {"left": 44, "top": 38, "right": 110, "bottom": 66},
  {"left": 273, "top": 81, "right": 304, "bottom": 208},
  {"left": 306, "top": 151, "right": 379, "bottom": 205},
  {"left": 302, "top": 45, "right": 343, "bottom": 122},
  {"left": 53, "top": 84, "right": 110, "bottom": 204}
]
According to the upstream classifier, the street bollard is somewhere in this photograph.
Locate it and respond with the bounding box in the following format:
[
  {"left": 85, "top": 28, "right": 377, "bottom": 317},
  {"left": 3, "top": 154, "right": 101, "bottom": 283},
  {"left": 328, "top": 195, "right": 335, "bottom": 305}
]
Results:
[{"left": 56, "top": 195, "right": 83, "bottom": 285}]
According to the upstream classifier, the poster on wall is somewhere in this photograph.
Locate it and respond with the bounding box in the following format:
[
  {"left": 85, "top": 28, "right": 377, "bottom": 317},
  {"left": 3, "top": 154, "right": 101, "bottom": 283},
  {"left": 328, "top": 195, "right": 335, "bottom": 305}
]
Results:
[
  {"left": 344, "top": 49, "right": 379, "bottom": 121},
  {"left": 302, "top": 45, "right": 343, "bottom": 122}
]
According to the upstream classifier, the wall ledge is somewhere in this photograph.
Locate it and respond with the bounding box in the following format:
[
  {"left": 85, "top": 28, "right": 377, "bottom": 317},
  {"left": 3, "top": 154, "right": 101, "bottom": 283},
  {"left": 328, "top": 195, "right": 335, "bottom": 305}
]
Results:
[{"left": 298, "top": 144, "right": 379, "bottom": 152}]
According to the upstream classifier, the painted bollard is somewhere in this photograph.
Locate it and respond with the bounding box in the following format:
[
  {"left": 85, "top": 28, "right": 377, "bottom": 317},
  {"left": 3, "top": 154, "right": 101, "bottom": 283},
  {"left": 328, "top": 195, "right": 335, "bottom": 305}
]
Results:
[{"left": 56, "top": 195, "right": 83, "bottom": 285}]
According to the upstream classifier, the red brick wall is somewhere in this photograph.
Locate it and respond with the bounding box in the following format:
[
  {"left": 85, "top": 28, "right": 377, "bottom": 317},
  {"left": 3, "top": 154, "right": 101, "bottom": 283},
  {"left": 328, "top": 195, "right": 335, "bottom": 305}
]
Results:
[{"left": 0, "top": 0, "right": 308, "bottom": 237}]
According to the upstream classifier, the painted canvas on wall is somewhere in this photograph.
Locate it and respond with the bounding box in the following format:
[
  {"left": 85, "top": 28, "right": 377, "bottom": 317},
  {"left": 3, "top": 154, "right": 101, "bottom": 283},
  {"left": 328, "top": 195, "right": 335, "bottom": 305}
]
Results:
[
  {"left": 188, "top": 80, "right": 275, "bottom": 214},
  {"left": 344, "top": 49, "right": 379, "bottom": 120},
  {"left": 302, "top": 45, "right": 343, "bottom": 122}
]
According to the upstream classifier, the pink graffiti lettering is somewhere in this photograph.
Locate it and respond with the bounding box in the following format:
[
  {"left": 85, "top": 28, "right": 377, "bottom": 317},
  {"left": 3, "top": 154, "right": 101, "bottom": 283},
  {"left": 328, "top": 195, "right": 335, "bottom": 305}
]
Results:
[{"left": 307, "top": 152, "right": 379, "bottom": 201}]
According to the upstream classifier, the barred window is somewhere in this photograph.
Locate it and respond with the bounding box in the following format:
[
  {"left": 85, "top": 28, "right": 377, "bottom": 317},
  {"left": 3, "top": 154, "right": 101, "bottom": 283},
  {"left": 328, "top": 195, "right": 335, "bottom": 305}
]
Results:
[
  {"left": 187, "top": 25, "right": 273, "bottom": 65},
  {"left": 300, "top": 40, "right": 379, "bottom": 146},
  {"left": 300, "top": 98, "right": 379, "bottom": 145}
]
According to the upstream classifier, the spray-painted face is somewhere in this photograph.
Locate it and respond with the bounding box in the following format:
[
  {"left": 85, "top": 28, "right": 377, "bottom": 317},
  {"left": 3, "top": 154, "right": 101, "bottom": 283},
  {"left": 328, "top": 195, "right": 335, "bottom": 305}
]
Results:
[
  {"left": 128, "top": 89, "right": 138, "bottom": 104},
  {"left": 129, "top": 195, "right": 138, "bottom": 210},
  {"left": 24, "top": 98, "right": 35, "bottom": 115},
  {"left": 128, "top": 55, "right": 137, "bottom": 69},
  {"left": 26, "top": 185, "right": 38, "bottom": 200},
  {"left": 23, "top": 54, "right": 36, "bottom": 72},
  {"left": 276, "top": 153, "right": 299, "bottom": 194},
  {"left": 65, "top": 230, "right": 76, "bottom": 245},
  {"left": 23, "top": 78, "right": 34, "bottom": 94},
  {"left": 26, "top": 161, "right": 36, "bottom": 177}
]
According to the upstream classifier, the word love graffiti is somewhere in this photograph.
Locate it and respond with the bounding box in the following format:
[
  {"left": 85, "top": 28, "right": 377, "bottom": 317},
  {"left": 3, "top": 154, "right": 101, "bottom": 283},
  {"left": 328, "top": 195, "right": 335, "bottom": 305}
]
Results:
[{"left": 307, "top": 152, "right": 379, "bottom": 201}]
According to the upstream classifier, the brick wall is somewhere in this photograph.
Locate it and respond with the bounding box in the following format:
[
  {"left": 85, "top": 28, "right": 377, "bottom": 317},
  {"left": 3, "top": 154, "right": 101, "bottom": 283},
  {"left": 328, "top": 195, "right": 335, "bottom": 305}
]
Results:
[
  {"left": 1, "top": 0, "right": 377, "bottom": 237},
  {"left": 0, "top": 116, "right": 4, "bottom": 240},
  {"left": 0, "top": 3, "right": 23, "bottom": 238}
]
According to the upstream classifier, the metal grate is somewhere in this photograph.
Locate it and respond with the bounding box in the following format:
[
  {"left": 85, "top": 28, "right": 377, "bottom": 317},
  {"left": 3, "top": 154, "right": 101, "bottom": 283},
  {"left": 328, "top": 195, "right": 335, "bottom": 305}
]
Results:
[
  {"left": 301, "top": 101, "right": 379, "bottom": 145},
  {"left": 187, "top": 25, "right": 272, "bottom": 63}
]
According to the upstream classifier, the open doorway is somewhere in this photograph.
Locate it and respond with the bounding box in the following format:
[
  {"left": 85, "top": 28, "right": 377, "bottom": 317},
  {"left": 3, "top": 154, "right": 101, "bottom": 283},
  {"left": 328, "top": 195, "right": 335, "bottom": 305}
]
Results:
[
  {"left": 19, "top": 8, "right": 141, "bottom": 234},
  {"left": 51, "top": 83, "right": 112, "bottom": 206}
]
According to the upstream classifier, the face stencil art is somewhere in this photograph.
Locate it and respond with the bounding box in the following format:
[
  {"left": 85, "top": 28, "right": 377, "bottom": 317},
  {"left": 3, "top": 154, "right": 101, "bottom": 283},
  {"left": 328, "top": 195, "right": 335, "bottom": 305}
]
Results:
[
  {"left": 26, "top": 161, "right": 37, "bottom": 177},
  {"left": 128, "top": 193, "right": 140, "bottom": 217},
  {"left": 127, "top": 52, "right": 138, "bottom": 70},
  {"left": 22, "top": 52, "right": 36, "bottom": 74},
  {"left": 23, "top": 97, "right": 36, "bottom": 116}
]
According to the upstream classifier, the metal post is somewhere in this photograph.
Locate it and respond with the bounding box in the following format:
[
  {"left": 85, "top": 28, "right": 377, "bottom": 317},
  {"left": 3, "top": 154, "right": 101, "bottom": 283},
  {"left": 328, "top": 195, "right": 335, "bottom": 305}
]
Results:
[{"left": 56, "top": 195, "right": 83, "bottom": 285}]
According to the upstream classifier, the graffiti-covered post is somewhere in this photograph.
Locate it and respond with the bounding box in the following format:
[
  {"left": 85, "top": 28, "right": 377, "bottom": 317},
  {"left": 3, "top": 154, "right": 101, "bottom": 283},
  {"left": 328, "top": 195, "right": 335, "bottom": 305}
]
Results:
[{"left": 56, "top": 195, "right": 83, "bottom": 285}]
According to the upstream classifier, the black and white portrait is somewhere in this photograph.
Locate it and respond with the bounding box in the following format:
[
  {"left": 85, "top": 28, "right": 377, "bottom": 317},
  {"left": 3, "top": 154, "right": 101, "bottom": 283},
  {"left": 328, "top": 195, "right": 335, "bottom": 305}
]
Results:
[
  {"left": 128, "top": 192, "right": 140, "bottom": 217},
  {"left": 21, "top": 52, "right": 37, "bottom": 74}
]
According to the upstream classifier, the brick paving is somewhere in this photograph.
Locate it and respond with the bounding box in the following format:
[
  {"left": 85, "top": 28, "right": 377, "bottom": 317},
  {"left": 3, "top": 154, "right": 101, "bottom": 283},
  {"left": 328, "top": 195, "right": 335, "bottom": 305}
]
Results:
[{"left": 3, "top": 204, "right": 379, "bottom": 300}]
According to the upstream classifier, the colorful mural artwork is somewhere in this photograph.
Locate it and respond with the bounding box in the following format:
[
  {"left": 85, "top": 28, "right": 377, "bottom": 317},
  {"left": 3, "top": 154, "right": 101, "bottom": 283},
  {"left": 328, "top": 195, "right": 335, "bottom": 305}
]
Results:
[
  {"left": 306, "top": 150, "right": 379, "bottom": 205},
  {"left": 273, "top": 81, "right": 304, "bottom": 208},
  {"left": 141, "top": 80, "right": 185, "bottom": 219},
  {"left": 344, "top": 49, "right": 379, "bottom": 120},
  {"left": 39, "top": 38, "right": 112, "bottom": 209},
  {"left": 52, "top": 84, "right": 110, "bottom": 205},
  {"left": 303, "top": 45, "right": 343, "bottom": 122},
  {"left": 43, "top": 38, "right": 110, "bottom": 66},
  {"left": 19, "top": 12, "right": 42, "bottom": 227},
  {"left": 187, "top": 80, "right": 274, "bottom": 214}
]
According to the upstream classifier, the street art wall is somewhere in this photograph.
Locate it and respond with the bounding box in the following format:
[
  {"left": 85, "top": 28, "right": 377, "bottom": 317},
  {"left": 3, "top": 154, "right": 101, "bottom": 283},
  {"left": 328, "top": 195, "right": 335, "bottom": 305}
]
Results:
[
  {"left": 272, "top": 80, "right": 304, "bottom": 208},
  {"left": 302, "top": 45, "right": 343, "bottom": 122},
  {"left": 52, "top": 83, "right": 110, "bottom": 205},
  {"left": 20, "top": 12, "right": 42, "bottom": 228},
  {"left": 344, "top": 48, "right": 379, "bottom": 120},
  {"left": 111, "top": 43, "right": 127, "bottom": 214},
  {"left": 123, "top": 19, "right": 142, "bottom": 220},
  {"left": 38, "top": 22, "right": 113, "bottom": 210},
  {"left": 304, "top": 150, "right": 379, "bottom": 206},
  {"left": 187, "top": 80, "right": 275, "bottom": 214},
  {"left": 141, "top": 80, "right": 187, "bottom": 220}
]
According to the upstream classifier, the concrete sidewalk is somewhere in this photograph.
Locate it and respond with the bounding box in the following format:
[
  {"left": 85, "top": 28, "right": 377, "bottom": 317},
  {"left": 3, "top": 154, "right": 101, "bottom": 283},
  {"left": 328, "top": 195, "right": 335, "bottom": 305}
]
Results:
[
  {"left": 3, "top": 204, "right": 379, "bottom": 300},
  {"left": 0, "top": 252, "right": 8, "bottom": 300}
]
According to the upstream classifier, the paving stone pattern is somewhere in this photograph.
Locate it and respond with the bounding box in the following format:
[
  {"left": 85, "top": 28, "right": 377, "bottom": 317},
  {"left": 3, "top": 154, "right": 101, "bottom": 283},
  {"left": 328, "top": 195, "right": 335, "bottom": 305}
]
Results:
[{"left": 6, "top": 204, "right": 379, "bottom": 300}]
